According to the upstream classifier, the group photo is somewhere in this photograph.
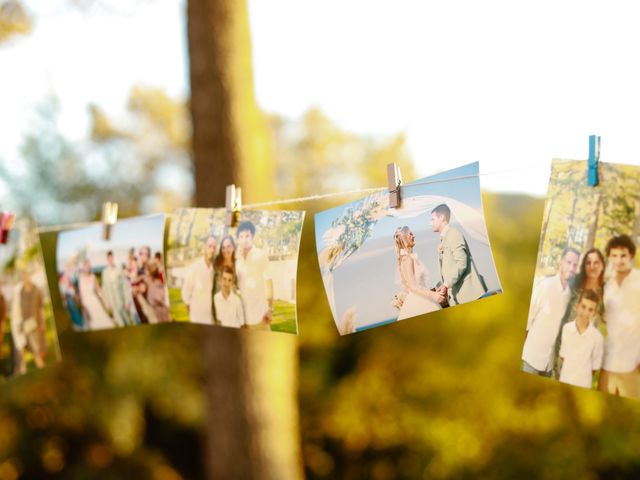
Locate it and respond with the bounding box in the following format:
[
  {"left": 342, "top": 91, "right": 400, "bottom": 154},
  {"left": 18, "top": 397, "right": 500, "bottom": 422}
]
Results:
[
  {"left": 315, "top": 162, "right": 502, "bottom": 335},
  {"left": 166, "top": 208, "right": 304, "bottom": 334},
  {"left": 56, "top": 214, "right": 169, "bottom": 331},
  {"left": 522, "top": 159, "right": 640, "bottom": 398},
  {"left": 0, "top": 219, "right": 60, "bottom": 379}
]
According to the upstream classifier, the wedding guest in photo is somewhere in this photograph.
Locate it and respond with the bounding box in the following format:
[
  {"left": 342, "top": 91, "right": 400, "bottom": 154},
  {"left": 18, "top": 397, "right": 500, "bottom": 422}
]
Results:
[
  {"left": 215, "top": 235, "right": 237, "bottom": 279},
  {"left": 78, "top": 259, "right": 114, "bottom": 330},
  {"left": 599, "top": 234, "right": 640, "bottom": 398},
  {"left": 10, "top": 268, "right": 46, "bottom": 373},
  {"left": 521, "top": 247, "right": 580, "bottom": 377},
  {"left": 552, "top": 248, "right": 606, "bottom": 376},
  {"left": 127, "top": 252, "right": 150, "bottom": 324},
  {"left": 558, "top": 289, "right": 604, "bottom": 389},
  {"left": 133, "top": 273, "right": 158, "bottom": 324},
  {"left": 138, "top": 246, "right": 152, "bottom": 275},
  {"left": 102, "top": 251, "right": 133, "bottom": 327},
  {"left": 181, "top": 236, "right": 217, "bottom": 325},
  {"left": 146, "top": 259, "right": 170, "bottom": 323},
  {"left": 236, "top": 221, "right": 274, "bottom": 331},
  {"left": 125, "top": 254, "right": 144, "bottom": 324},
  {"left": 154, "top": 251, "right": 165, "bottom": 283},
  {"left": 214, "top": 266, "right": 245, "bottom": 328},
  {"left": 59, "top": 270, "right": 84, "bottom": 330}
]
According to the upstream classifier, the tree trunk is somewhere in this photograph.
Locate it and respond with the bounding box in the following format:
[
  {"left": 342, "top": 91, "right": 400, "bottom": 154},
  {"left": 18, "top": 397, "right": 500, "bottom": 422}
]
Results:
[
  {"left": 586, "top": 192, "right": 603, "bottom": 250},
  {"left": 187, "top": 0, "right": 303, "bottom": 478},
  {"left": 538, "top": 194, "right": 555, "bottom": 255}
]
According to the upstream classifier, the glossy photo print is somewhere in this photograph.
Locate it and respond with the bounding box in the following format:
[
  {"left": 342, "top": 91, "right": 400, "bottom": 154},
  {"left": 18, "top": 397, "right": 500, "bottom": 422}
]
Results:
[
  {"left": 522, "top": 159, "right": 640, "bottom": 400},
  {"left": 166, "top": 209, "right": 305, "bottom": 334},
  {"left": 1, "top": 218, "right": 61, "bottom": 380},
  {"left": 315, "top": 162, "right": 502, "bottom": 335},
  {"left": 56, "top": 214, "right": 169, "bottom": 331}
]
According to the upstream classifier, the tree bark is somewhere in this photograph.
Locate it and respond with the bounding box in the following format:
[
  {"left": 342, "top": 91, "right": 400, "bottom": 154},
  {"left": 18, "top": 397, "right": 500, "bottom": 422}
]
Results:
[
  {"left": 187, "top": 0, "right": 303, "bottom": 478},
  {"left": 586, "top": 192, "right": 603, "bottom": 250}
]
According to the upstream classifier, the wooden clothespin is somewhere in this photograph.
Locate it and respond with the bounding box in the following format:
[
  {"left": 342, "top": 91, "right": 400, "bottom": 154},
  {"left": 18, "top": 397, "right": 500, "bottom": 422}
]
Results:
[
  {"left": 387, "top": 163, "right": 402, "bottom": 208},
  {"left": 0, "top": 211, "right": 16, "bottom": 245},
  {"left": 225, "top": 185, "right": 242, "bottom": 228},
  {"left": 102, "top": 202, "right": 118, "bottom": 241},
  {"left": 588, "top": 134, "right": 601, "bottom": 187}
]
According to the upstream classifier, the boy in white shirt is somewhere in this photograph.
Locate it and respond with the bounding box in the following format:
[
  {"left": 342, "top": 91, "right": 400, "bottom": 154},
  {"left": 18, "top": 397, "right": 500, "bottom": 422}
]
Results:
[
  {"left": 214, "top": 266, "right": 245, "bottom": 329},
  {"left": 559, "top": 289, "right": 604, "bottom": 389}
]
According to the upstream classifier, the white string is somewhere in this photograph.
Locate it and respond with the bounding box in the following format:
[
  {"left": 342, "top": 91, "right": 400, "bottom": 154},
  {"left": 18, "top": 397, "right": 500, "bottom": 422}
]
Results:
[
  {"left": 35, "top": 164, "right": 543, "bottom": 233},
  {"left": 244, "top": 165, "right": 542, "bottom": 208}
]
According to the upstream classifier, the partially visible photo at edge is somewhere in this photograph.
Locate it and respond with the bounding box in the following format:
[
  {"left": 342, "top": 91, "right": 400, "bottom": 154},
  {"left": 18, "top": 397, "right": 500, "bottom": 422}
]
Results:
[
  {"left": 521, "top": 159, "right": 640, "bottom": 400},
  {"left": 1, "top": 218, "right": 61, "bottom": 380},
  {"left": 315, "top": 162, "right": 502, "bottom": 335},
  {"left": 166, "top": 208, "right": 305, "bottom": 334},
  {"left": 55, "top": 214, "right": 169, "bottom": 332}
]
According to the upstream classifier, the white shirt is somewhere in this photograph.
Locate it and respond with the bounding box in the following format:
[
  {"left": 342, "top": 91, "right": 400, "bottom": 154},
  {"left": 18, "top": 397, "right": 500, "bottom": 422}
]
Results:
[
  {"left": 559, "top": 321, "right": 603, "bottom": 388},
  {"left": 214, "top": 290, "right": 245, "bottom": 328},
  {"left": 602, "top": 269, "right": 640, "bottom": 372},
  {"left": 236, "top": 246, "right": 271, "bottom": 325},
  {"left": 522, "top": 274, "right": 572, "bottom": 371},
  {"left": 181, "top": 257, "right": 214, "bottom": 325}
]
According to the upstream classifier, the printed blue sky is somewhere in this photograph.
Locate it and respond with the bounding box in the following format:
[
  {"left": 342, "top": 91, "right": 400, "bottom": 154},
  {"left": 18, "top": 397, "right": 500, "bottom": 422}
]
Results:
[
  {"left": 56, "top": 214, "right": 165, "bottom": 272},
  {"left": 315, "top": 162, "right": 481, "bottom": 246}
]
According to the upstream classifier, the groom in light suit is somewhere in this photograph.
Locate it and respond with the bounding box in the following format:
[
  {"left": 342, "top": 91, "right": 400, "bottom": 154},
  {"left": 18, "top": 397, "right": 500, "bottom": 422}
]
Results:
[{"left": 431, "top": 204, "right": 487, "bottom": 306}]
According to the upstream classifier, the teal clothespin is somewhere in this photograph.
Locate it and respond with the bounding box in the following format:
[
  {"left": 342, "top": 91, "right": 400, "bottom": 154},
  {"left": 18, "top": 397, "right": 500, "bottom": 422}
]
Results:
[{"left": 588, "top": 134, "right": 601, "bottom": 186}]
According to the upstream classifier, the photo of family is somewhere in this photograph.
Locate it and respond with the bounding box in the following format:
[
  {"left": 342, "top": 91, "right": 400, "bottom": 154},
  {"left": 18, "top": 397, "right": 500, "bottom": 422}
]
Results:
[
  {"left": 522, "top": 159, "right": 640, "bottom": 399},
  {"left": 56, "top": 214, "right": 169, "bottom": 331},
  {"left": 166, "top": 208, "right": 304, "bottom": 334},
  {"left": 315, "top": 162, "right": 502, "bottom": 335},
  {"left": 1, "top": 218, "right": 61, "bottom": 379}
]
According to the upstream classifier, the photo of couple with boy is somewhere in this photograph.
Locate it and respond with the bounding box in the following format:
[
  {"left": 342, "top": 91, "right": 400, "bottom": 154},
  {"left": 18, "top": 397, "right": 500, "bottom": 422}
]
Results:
[
  {"left": 167, "top": 209, "right": 304, "bottom": 334},
  {"left": 180, "top": 221, "right": 271, "bottom": 329},
  {"left": 522, "top": 159, "right": 640, "bottom": 399}
]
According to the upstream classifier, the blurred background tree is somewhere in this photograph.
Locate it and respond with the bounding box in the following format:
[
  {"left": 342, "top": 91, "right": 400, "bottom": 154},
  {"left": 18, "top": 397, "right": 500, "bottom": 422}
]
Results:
[{"left": 2, "top": 1, "right": 640, "bottom": 480}]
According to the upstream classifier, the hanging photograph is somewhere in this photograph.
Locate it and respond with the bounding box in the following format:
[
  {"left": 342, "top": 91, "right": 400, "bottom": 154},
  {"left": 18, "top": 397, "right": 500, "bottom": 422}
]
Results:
[
  {"left": 521, "top": 159, "right": 640, "bottom": 400},
  {"left": 315, "top": 162, "right": 502, "bottom": 335},
  {"left": 166, "top": 208, "right": 304, "bottom": 334},
  {"left": 56, "top": 214, "right": 169, "bottom": 331},
  {"left": 1, "top": 217, "right": 61, "bottom": 379}
]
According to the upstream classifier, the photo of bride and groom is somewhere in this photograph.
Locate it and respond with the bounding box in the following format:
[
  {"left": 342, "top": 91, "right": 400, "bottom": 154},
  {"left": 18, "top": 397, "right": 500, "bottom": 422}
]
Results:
[
  {"left": 56, "top": 214, "right": 169, "bottom": 331},
  {"left": 316, "top": 162, "right": 502, "bottom": 335}
]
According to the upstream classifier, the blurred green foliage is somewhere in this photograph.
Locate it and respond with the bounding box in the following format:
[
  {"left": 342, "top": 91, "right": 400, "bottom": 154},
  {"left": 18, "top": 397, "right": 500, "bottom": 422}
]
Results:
[{"left": 3, "top": 3, "right": 640, "bottom": 479}]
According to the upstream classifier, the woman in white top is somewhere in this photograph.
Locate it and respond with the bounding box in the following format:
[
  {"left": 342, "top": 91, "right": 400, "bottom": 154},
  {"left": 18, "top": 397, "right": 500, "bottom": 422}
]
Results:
[
  {"left": 394, "top": 226, "right": 443, "bottom": 321},
  {"left": 78, "top": 259, "right": 116, "bottom": 330}
]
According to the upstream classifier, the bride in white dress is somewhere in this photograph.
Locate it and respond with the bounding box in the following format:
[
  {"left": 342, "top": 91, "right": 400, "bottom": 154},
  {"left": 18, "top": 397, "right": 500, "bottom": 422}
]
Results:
[
  {"left": 78, "top": 259, "right": 116, "bottom": 330},
  {"left": 394, "top": 226, "right": 443, "bottom": 321}
]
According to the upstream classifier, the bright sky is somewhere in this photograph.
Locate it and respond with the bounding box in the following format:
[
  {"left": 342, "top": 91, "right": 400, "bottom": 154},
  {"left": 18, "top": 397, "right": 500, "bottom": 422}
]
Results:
[{"left": 2, "top": 0, "right": 640, "bottom": 199}]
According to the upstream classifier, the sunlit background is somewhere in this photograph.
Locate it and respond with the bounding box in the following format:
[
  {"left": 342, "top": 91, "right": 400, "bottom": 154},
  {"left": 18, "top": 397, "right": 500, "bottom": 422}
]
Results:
[{"left": 4, "top": 0, "right": 640, "bottom": 209}]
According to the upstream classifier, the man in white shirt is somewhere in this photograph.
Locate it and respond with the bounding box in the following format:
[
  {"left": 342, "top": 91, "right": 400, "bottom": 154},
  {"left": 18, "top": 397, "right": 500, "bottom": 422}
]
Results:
[
  {"left": 559, "top": 289, "right": 604, "bottom": 389},
  {"left": 235, "top": 221, "right": 273, "bottom": 330},
  {"left": 599, "top": 234, "right": 640, "bottom": 398},
  {"left": 214, "top": 266, "right": 245, "bottom": 328},
  {"left": 522, "top": 247, "right": 580, "bottom": 376},
  {"left": 181, "top": 236, "right": 217, "bottom": 325}
]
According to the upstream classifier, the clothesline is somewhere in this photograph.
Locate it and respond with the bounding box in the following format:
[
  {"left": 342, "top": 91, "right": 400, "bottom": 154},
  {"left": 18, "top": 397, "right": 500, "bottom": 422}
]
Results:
[{"left": 36, "top": 164, "right": 544, "bottom": 233}]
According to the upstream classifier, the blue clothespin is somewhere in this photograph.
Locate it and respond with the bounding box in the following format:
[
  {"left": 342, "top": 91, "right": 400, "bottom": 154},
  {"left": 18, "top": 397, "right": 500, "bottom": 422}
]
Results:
[{"left": 587, "top": 134, "right": 601, "bottom": 186}]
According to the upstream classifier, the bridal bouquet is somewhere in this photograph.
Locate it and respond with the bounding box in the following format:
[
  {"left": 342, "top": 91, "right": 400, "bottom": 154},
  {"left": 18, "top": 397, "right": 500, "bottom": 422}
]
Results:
[{"left": 391, "top": 291, "right": 407, "bottom": 310}]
